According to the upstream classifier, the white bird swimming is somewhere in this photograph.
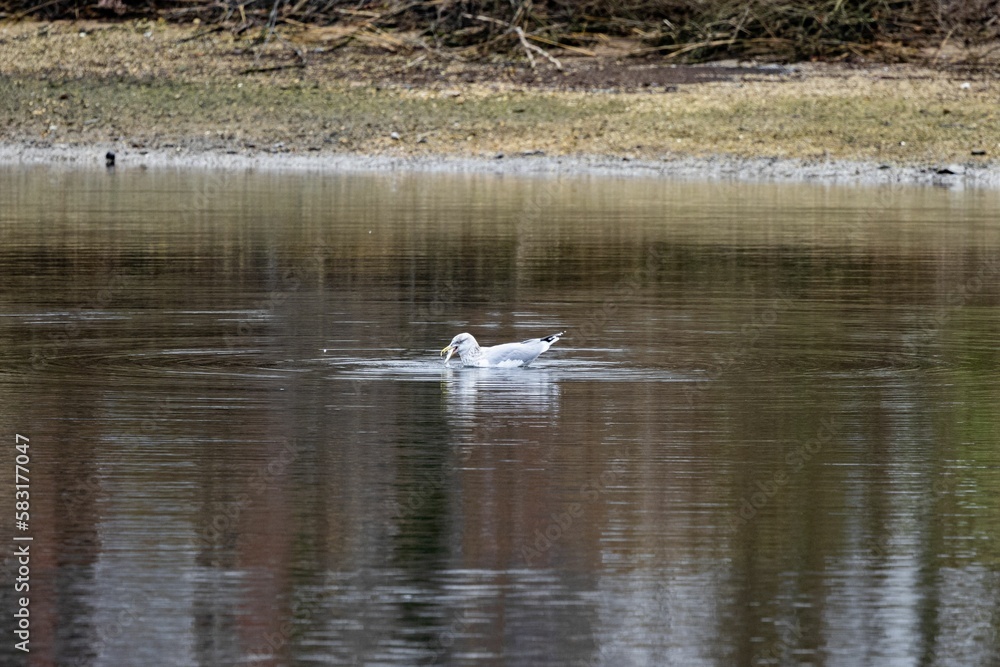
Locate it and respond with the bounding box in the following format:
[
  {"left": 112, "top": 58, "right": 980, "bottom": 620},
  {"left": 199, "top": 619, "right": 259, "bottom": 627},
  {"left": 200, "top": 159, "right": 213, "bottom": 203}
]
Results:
[{"left": 441, "top": 331, "right": 564, "bottom": 367}]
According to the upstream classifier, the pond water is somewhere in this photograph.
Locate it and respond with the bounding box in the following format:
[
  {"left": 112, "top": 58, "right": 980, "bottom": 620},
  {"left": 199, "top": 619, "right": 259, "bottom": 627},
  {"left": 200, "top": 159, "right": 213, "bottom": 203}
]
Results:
[{"left": 1, "top": 165, "right": 998, "bottom": 666}]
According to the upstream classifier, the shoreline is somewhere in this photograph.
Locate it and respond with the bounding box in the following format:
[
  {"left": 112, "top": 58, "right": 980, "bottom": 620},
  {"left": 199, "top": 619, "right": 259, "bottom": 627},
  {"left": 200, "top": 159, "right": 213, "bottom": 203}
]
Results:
[
  {"left": 3, "top": 142, "right": 999, "bottom": 189},
  {"left": 3, "top": 21, "right": 999, "bottom": 189}
]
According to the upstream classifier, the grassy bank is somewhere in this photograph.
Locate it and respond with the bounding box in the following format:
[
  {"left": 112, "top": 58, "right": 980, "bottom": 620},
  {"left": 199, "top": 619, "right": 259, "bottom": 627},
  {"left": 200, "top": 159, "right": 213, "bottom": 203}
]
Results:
[{"left": 0, "top": 21, "right": 997, "bottom": 169}]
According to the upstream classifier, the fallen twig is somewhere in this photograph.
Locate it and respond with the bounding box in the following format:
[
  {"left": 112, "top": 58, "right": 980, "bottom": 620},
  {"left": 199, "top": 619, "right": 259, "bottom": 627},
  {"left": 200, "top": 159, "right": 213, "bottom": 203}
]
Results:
[
  {"left": 464, "top": 12, "right": 561, "bottom": 69},
  {"left": 514, "top": 25, "right": 536, "bottom": 68},
  {"left": 467, "top": 13, "right": 506, "bottom": 28},
  {"left": 516, "top": 26, "right": 562, "bottom": 69},
  {"left": 239, "top": 62, "right": 306, "bottom": 75},
  {"left": 627, "top": 38, "right": 738, "bottom": 58},
  {"left": 175, "top": 24, "right": 224, "bottom": 44},
  {"left": 332, "top": 7, "right": 381, "bottom": 19},
  {"left": 525, "top": 32, "right": 595, "bottom": 57},
  {"left": 12, "top": 0, "right": 63, "bottom": 19}
]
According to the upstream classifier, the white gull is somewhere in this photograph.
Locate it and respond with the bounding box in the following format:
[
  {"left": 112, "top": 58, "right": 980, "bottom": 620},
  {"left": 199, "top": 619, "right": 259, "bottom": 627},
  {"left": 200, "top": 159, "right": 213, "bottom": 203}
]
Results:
[{"left": 441, "top": 332, "right": 564, "bottom": 367}]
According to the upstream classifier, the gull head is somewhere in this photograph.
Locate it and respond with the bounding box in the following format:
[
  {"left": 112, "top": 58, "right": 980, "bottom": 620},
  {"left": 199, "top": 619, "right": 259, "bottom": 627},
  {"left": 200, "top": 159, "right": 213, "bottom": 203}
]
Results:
[{"left": 440, "top": 332, "right": 478, "bottom": 364}]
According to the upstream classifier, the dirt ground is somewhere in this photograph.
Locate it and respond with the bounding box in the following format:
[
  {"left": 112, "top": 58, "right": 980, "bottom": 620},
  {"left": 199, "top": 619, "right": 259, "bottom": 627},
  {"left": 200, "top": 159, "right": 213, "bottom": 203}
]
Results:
[{"left": 1, "top": 19, "right": 998, "bottom": 181}]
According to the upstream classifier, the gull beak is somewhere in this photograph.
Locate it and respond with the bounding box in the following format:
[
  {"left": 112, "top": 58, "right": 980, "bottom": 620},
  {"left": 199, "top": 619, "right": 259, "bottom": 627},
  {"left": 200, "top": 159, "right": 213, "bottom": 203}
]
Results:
[{"left": 441, "top": 345, "right": 456, "bottom": 363}]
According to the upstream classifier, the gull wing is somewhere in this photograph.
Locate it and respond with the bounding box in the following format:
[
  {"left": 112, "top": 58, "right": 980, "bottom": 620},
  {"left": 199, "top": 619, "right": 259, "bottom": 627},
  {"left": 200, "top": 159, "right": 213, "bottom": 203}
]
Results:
[
  {"left": 481, "top": 332, "right": 563, "bottom": 367},
  {"left": 480, "top": 341, "right": 542, "bottom": 367}
]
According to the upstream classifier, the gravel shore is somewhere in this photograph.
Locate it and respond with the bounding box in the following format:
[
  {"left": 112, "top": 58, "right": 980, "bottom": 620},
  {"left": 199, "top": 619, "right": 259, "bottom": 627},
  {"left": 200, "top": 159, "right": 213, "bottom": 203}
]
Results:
[{"left": 4, "top": 141, "right": 999, "bottom": 189}]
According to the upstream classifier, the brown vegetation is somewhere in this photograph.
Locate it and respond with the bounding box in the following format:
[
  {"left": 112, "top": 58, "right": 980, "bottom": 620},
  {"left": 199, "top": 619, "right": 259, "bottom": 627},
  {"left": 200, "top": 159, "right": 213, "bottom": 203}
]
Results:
[{"left": 1, "top": 0, "right": 998, "bottom": 64}]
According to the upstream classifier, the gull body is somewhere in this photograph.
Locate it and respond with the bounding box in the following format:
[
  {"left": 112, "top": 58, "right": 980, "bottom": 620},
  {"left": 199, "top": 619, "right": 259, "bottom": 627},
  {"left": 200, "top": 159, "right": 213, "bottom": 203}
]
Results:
[{"left": 441, "top": 331, "right": 564, "bottom": 367}]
